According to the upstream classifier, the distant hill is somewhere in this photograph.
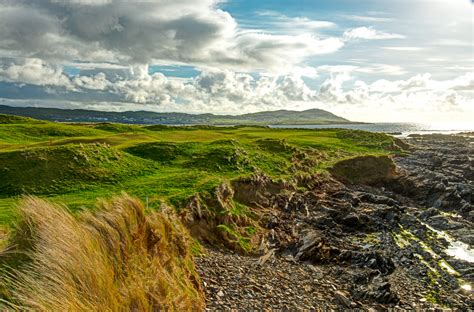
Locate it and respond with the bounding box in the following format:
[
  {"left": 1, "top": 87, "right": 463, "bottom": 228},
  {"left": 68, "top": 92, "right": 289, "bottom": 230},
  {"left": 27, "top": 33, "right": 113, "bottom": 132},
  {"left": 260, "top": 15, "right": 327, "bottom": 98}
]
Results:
[{"left": 0, "top": 105, "right": 350, "bottom": 125}]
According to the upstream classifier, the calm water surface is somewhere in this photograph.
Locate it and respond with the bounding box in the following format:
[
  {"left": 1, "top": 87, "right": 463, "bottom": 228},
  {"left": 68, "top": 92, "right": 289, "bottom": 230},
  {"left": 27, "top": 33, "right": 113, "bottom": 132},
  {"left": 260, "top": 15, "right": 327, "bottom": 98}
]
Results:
[{"left": 270, "top": 123, "right": 474, "bottom": 137}]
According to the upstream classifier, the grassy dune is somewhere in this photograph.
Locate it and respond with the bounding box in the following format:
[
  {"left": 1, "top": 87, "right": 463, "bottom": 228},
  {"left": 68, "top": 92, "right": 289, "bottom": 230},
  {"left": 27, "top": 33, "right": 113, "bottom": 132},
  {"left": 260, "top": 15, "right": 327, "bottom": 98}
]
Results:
[
  {"left": 0, "top": 115, "right": 397, "bottom": 220},
  {"left": 0, "top": 115, "right": 401, "bottom": 250}
]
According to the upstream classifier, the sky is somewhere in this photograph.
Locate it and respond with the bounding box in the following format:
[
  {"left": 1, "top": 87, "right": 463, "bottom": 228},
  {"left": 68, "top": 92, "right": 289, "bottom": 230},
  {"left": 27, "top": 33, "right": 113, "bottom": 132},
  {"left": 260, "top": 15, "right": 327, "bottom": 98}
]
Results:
[{"left": 0, "top": 0, "right": 472, "bottom": 123}]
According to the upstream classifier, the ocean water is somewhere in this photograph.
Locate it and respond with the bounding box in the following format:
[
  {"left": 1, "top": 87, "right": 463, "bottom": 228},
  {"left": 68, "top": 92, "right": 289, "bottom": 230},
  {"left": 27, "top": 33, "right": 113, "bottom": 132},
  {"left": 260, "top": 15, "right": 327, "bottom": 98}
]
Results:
[{"left": 270, "top": 122, "right": 474, "bottom": 137}]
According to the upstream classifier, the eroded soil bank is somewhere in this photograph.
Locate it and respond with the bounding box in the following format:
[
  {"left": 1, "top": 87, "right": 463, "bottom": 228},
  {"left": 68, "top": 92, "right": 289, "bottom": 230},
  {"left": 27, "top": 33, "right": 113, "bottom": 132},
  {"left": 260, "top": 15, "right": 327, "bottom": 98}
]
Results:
[{"left": 196, "top": 134, "right": 473, "bottom": 310}]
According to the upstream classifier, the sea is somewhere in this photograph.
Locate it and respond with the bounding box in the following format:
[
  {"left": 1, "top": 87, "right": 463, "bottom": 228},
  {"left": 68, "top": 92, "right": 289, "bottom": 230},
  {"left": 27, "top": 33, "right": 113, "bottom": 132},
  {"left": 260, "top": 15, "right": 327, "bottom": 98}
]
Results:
[{"left": 270, "top": 122, "right": 474, "bottom": 137}]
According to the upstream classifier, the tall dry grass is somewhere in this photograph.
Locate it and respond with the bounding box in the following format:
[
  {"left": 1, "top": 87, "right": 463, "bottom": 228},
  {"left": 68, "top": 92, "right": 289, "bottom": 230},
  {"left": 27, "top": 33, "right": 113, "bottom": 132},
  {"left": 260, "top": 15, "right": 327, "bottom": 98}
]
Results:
[{"left": 1, "top": 194, "right": 204, "bottom": 311}]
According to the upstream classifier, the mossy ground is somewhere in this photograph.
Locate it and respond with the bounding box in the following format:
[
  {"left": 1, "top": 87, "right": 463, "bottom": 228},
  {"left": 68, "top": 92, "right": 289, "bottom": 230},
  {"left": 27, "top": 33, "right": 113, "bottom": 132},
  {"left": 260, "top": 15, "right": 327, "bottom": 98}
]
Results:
[
  {"left": 0, "top": 117, "right": 399, "bottom": 250},
  {"left": 329, "top": 155, "right": 396, "bottom": 185}
]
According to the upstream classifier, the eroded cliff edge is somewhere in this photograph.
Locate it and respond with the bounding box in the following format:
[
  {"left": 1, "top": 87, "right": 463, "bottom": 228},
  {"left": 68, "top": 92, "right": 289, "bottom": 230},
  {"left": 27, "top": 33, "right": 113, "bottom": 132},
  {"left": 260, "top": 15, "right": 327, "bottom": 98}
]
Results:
[{"left": 196, "top": 133, "right": 473, "bottom": 310}]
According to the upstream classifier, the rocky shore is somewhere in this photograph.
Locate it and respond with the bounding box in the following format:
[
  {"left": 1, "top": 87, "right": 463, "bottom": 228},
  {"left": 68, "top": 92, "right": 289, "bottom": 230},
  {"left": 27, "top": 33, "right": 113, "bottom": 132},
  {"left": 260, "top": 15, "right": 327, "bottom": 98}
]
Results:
[{"left": 196, "top": 134, "right": 473, "bottom": 310}]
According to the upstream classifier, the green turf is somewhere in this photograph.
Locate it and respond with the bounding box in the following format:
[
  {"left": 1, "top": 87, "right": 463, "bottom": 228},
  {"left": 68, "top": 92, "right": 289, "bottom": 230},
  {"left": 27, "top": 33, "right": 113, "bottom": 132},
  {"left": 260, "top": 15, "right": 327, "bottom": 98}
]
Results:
[{"left": 0, "top": 117, "right": 399, "bottom": 228}]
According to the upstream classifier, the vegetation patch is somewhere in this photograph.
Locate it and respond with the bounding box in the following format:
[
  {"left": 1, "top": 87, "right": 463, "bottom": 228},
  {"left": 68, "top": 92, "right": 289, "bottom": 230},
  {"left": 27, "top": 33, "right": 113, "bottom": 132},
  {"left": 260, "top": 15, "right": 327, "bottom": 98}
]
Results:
[
  {"left": 125, "top": 142, "right": 183, "bottom": 164},
  {"left": 181, "top": 182, "right": 260, "bottom": 253},
  {"left": 0, "top": 195, "right": 204, "bottom": 310},
  {"left": 330, "top": 155, "right": 396, "bottom": 185},
  {"left": 184, "top": 140, "right": 251, "bottom": 172},
  {"left": 0, "top": 115, "right": 399, "bottom": 251},
  {"left": 336, "top": 130, "right": 394, "bottom": 150},
  {"left": 92, "top": 122, "right": 144, "bottom": 133},
  {"left": 0, "top": 143, "right": 156, "bottom": 195},
  {"left": 256, "top": 138, "right": 295, "bottom": 153},
  {"left": 0, "top": 114, "right": 44, "bottom": 125}
]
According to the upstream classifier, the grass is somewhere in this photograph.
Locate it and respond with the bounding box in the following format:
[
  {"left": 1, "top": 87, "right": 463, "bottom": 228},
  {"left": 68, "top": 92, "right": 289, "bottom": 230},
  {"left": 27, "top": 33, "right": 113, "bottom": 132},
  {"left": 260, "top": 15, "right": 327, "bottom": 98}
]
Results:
[
  {"left": 0, "top": 194, "right": 204, "bottom": 310},
  {"left": 329, "top": 155, "right": 396, "bottom": 185},
  {"left": 0, "top": 143, "right": 158, "bottom": 196},
  {"left": 0, "top": 116, "right": 401, "bottom": 250},
  {"left": 0, "top": 114, "right": 45, "bottom": 125}
]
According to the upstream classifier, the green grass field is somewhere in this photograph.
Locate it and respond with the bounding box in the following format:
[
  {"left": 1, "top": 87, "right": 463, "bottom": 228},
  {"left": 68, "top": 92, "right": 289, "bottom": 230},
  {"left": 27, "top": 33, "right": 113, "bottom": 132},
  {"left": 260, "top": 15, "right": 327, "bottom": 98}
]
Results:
[{"left": 0, "top": 114, "right": 399, "bottom": 231}]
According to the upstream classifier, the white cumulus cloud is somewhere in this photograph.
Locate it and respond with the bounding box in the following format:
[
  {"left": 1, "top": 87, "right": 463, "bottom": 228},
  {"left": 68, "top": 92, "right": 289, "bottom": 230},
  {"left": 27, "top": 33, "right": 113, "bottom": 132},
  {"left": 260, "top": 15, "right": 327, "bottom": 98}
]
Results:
[
  {"left": 0, "top": 0, "right": 343, "bottom": 72},
  {"left": 0, "top": 58, "right": 72, "bottom": 88},
  {"left": 344, "top": 27, "right": 405, "bottom": 40}
]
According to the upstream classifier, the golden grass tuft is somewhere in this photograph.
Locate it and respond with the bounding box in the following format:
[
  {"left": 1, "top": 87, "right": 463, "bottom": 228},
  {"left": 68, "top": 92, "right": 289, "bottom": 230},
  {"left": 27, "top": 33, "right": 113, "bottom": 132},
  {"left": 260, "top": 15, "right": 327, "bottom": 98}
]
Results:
[{"left": 1, "top": 194, "right": 204, "bottom": 311}]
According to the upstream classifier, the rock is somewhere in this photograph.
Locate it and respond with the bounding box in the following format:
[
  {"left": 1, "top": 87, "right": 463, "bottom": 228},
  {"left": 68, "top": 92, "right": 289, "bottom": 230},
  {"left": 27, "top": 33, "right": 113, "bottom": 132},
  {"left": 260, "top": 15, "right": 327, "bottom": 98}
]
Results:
[
  {"left": 311, "top": 215, "right": 336, "bottom": 229},
  {"left": 335, "top": 290, "right": 352, "bottom": 307},
  {"left": 341, "top": 251, "right": 395, "bottom": 275},
  {"left": 419, "top": 207, "right": 439, "bottom": 220},
  {"left": 428, "top": 215, "right": 464, "bottom": 230},
  {"left": 400, "top": 213, "right": 418, "bottom": 227},
  {"left": 358, "top": 193, "right": 399, "bottom": 207},
  {"left": 294, "top": 232, "right": 342, "bottom": 263},
  {"left": 341, "top": 213, "right": 361, "bottom": 228}
]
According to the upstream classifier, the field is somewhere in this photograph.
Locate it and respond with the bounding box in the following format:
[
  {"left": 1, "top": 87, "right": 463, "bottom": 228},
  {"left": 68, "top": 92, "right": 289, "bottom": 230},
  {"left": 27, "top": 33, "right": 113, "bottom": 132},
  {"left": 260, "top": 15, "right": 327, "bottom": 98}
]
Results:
[{"left": 0, "top": 114, "right": 399, "bottom": 231}]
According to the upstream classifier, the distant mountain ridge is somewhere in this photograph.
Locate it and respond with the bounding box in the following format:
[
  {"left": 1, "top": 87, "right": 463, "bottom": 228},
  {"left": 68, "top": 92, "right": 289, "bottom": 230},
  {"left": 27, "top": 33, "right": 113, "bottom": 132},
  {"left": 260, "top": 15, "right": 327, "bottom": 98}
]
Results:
[{"left": 0, "top": 105, "right": 350, "bottom": 125}]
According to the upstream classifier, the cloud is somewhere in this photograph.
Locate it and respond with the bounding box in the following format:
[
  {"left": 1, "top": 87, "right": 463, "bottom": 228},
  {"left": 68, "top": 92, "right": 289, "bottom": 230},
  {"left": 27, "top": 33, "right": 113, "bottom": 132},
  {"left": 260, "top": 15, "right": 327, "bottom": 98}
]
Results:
[
  {"left": 382, "top": 47, "right": 423, "bottom": 51},
  {"left": 0, "top": 1, "right": 343, "bottom": 72},
  {"left": 0, "top": 58, "right": 72, "bottom": 88},
  {"left": 315, "top": 72, "right": 473, "bottom": 123},
  {"left": 435, "top": 39, "right": 471, "bottom": 47},
  {"left": 317, "top": 64, "right": 406, "bottom": 76},
  {"left": 343, "top": 27, "right": 405, "bottom": 40},
  {"left": 229, "top": 33, "right": 343, "bottom": 72},
  {"left": 73, "top": 73, "right": 111, "bottom": 91},
  {"left": 0, "top": 1, "right": 471, "bottom": 123},
  {"left": 0, "top": 62, "right": 472, "bottom": 123},
  {"left": 256, "top": 11, "right": 336, "bottom": 31},
  {"left": 340, "top": 15, "right": 392, "bottom": 22}
]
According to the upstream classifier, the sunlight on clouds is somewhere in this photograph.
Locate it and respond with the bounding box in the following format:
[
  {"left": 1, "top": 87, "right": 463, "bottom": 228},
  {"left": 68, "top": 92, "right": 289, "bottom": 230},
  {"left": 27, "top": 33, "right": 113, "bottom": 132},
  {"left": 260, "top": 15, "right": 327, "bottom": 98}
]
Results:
[
  {"left": 382, "top": 47, "right": 423, "bottom": 51},
  {"left": 0, "top": 0, "right": 471, "bottom": 124},
  {"left": 344, "top": 27, "right": 405, "bottom": 40}
]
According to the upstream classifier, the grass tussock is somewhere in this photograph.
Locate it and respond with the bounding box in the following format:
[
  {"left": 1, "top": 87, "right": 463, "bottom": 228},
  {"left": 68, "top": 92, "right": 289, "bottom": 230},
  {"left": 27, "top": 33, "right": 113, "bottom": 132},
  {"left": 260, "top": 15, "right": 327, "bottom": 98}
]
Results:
[
  {"left": 0, "top": 144, "right": 157, "bottom": 196},
  {"left": 181, "top": 182, "right": 259, "bottom": 253},
  {"left": 330, "top": 155, "right": 396, "bottom": 185},
  {"left": 1, "top": 195, "right": 204, "bottom": 311}
]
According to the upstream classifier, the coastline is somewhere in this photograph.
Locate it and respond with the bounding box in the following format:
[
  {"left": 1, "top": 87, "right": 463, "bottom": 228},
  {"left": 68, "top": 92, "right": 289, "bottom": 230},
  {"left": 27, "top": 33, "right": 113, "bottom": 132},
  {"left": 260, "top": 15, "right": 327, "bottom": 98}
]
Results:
[{"left": 197, "top": 133, "right": 473, "bottom": 310}]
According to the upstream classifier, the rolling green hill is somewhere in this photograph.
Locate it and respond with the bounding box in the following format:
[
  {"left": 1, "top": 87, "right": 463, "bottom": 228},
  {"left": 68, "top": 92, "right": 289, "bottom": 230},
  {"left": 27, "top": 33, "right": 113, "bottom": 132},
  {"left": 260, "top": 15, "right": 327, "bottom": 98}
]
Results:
[
  {"left": 0, "top": 114, "right": 396, "bottom": 224},
  {"left": 0, "top": 105, "right": 350, "bottom": 125},
  {"left": 0, "top": 113, "right": 402, "bottom": 256}
]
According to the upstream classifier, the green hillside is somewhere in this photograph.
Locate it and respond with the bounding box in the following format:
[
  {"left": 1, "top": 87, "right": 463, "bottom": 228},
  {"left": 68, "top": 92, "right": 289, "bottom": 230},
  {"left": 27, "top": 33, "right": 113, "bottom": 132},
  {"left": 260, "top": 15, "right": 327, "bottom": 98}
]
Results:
[
  {"left": 0, "top": 115, "right": 399, "bottom": 250},
  {"left": 0, "top": 105, "right": 350, "bottom": 125}
]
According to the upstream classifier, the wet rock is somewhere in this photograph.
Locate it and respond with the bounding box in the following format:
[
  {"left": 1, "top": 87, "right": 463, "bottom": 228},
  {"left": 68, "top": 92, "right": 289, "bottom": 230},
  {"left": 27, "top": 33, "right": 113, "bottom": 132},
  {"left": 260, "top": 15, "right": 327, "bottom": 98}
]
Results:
[
  {"left": 311, "top": 215, "right": 336, "bottom": 229},
  {"left": 418, "top": 207, "right": 439, "bottom": 220},
  {"left": 373, "top": 206, "right": 399, "bottom": 224},
  {"left": 339, "top": 251, "right": 395, "bottom": 275},
  {"left": 427, "top": 215, "right": 464, "bottom": 230}
]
